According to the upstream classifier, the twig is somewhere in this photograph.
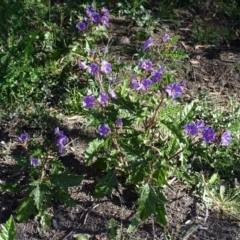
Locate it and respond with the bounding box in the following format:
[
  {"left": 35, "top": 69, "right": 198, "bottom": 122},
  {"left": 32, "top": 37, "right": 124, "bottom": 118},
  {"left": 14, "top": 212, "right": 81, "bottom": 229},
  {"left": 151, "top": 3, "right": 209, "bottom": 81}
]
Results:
[{"left": 83, "top": 203, "right": 100, "bottom": 225}]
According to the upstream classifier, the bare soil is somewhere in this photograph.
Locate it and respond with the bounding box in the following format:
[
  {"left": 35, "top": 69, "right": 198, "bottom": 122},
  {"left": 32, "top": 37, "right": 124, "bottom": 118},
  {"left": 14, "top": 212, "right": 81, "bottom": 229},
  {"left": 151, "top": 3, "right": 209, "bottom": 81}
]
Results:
[{"left": 1, "top": 6, "right": 240, "bottom": 240}]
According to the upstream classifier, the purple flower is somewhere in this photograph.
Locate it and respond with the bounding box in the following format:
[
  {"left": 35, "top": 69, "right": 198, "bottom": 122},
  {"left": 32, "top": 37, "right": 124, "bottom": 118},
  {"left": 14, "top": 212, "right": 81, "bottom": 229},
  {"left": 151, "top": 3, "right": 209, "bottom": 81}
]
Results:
[
  {"left": 18, "top": 133, "right": 28, "bottom": 142},
  {"left": 79, "top": 62, "right": 88, "bottom": 69},
  {"left": 102, "top": 7, "right": 109, "bottom": 17},
  {"left": 196, "top": 120, "right": 205, "bottom": 130},
  {"left": 77, "top": 21, "right": 86, "bottom": 31},
  {"left": 142, "top": 79, "right": 153, "bottom": 90},
  {"left": 101, "top": 60, "right": 112, "bottom": 74},
  {"left": 221, "top": 130, "right": 231, "bottom": 146},
  {"left": 98, "top": 124, "right": 111, "bottom": 137},
  {"left": 30, "top": 157, "right": 40, "bottom": 167},
  {"left": 109, "top": 89, "right": 117, "bottom": 99},
  {"left": 97, "top": 92, "right": 109, "bottom": 106},
  {"left": 138, "top": 60, "right": 153, "bottom": 71},
  {"left": 102, "top": 46, "right": 108, "bottom": 53},
  {"left": 89, "top": 49, "right": 95, "bottom": 55},
  {"left": 143, "top": 38, "right": 153, "bottom": 50},
  {"left": 115, "top": 119, "right": 123, "bottom": 127},
  {"left": 101, "top": 16, "right": 109, "bottom": 25},
  {"left": 88, "top": 63, "right": 99, "bottom": 75},
  {"left": 54, "top": 127, "right": 64, "bottom": 137},
  {"left": 92, "top": 12, "right": 101, "bottom": 23},
  {"left": 151, "top": 66, "right": 165, "bottom": 83},
  {"left": 180, "top": 81, "right": 186, "bottom": 90},
  {"left": 163, "top": 34, "right": 170, "bottom": 42},
  {"left": 131, "top": 78, "right": 143, "bottom": 91},
  {"left": 57, "top": 135, "right": 67, "bottom": 146},
  {"left": 56, "top": 133, "right": 67, "bottom": 154},
  {"left": 86, "top": 5, "right": 94, "bottom": 17},
  {"left": 166, "top": 82, "right": 183, "bottom": 98},
  {"left": 202, "top": 128, "right": 215, "bottom": 143},
  {"left": 83, "top": 96, "right": 95, "bottom": 108},
  {"left": 184, "top": 123, "right": 198, "bottom": 136}
]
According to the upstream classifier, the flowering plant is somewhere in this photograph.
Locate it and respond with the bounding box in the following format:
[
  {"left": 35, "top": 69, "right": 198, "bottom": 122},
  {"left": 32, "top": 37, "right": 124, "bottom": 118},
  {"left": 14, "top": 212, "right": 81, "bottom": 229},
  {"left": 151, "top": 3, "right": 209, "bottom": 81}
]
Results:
[
  {"left": 76, "top": 19, "right": 234, "bottom": 225},
  {"left": 0, "top": 129, "right": 82, "bottom": 227},
  {"left": 76, "top": 5, "right": 109, "bottom": 46}
]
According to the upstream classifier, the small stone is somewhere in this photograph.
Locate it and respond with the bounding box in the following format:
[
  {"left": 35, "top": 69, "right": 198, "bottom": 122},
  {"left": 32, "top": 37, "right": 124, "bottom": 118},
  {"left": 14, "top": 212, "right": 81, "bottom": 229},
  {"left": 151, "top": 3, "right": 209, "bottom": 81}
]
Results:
[{"left": 118, "top": 36, "right": 130, "bottom": 45}]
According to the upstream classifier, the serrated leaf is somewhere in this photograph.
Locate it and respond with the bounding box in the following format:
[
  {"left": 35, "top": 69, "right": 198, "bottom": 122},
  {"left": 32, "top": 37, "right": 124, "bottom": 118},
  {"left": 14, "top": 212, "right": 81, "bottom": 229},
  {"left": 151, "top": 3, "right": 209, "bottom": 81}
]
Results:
[
  {"left": 30, "top": 184, "right": 42, "bottom": 210},
  {"left": 220, "top": 185, "right": 226, "bottom": 200},
  {"left": 50, "top": 172, "right": 83, "bottom": 190},
  {"left": 93, "top": 170, "right": 118, "bottom": 198},
  {"left": 126, "top": 160, "right": 149, "bottom": 184},
  {"left": 179, "top": 100, "right": 197, "bottom": 126},
  {"left": 137, "top": 184, "right": 168, "bottom": 225},
  {"left": 153, "top": 167, "right": 167, "bottom": 186},
  {"left": 208, "top": 173, "right": 218, "bottom": 184},
  {"left": 0, "top": 215, "right": 17, "bottom": 240},
  {"left": 127, "top": 218, "right": 139, "bottom": 233},
  {"left": 16, "top": 198, "right": 37, "bottom": 222},
  {"left": 160, "top": 120, "right": 186, "bottom": 144},
  {"left": 54, "top": 191, "right": 76, "bottom": 207},
  {"left": 85, "top": 139, "right": 105, "bottom": 165},
  {"left": 40, "top": 214, "right": 51, "bottom": 228}
]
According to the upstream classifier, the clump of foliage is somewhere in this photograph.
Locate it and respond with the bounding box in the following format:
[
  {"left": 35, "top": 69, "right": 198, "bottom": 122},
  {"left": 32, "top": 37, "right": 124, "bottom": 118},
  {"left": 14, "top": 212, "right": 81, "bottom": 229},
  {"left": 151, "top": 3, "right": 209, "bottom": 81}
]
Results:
[
  {"left": 1, "top": 2, "right": 240, "bottom": 238},
  {"left": 72, "top": 5, "right": 237, "bottom": 226},
  {"left": 1, "top": 130, "right": 82, "bottom": 227}
]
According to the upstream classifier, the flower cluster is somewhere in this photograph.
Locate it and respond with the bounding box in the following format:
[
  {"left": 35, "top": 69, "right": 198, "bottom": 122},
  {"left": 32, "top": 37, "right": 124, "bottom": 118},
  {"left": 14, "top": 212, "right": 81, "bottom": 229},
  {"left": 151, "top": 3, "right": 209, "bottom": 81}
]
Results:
[
  {"left": 184, "top": 120, "right": 232, "bottom": 146},
  {"left": 79, "top": 60, "right": 112, "bottom": 75},
  {"left": 98, "top": 119, "right": 123, "bottom": 137},
  {"left": 83, "top": 89, "right": 117, "bottom": 109},
  {"left": 55, "top": 127, "right": 67, "bottom": 153},
  {"left": 77, "top": 6, "right": 109, "bottom": 31},
  {"left": 131, "top": 59, "right": 166, "bottom": 92}
]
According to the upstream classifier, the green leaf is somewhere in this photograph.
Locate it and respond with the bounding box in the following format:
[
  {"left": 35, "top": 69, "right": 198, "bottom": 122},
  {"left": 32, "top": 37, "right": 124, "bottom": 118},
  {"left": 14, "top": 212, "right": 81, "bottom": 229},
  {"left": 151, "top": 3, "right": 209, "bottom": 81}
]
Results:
[
  {"left": 85, "top": 139, "right": 105, "bottom": 165},
  {"left": 16, "top": 198, "right": 37, "bottom": 222},
  {"left": 137, "top": 184, "right": 168, "bottom": 225},
  {"left": 50, "top": 172, "right": 83, "bottom": 190},
  {"left": 54, "top": 191, "right": 77, "bottom": 207},
  {"left": 39, "top": 214, "right": 51, "bottom": 228},
  {"left": 127, "top": 218, "right": 139, "bottom": 233},
  {"left": 179, "top": 100, "right": 198, "bottom": 126},
  {"left": 220, "top": 185, "right": 226, "bottom": 200},
  {"left": 108, "top": 218, "right": 116, "bottom": 237},
  {"left": 126, "top": 160, "right": 149, "bottom": 184},
  {"left": 93, "top": 170, "right": 118, "bottom": 198},
  {"left": 153, "top": 167, "right": 168, "bottom": 186},
  {"left": 160, "top": 120, "right": 186, "bottom": 144},
  {"left": 30, "top": 184, "right": 42, "bottom": 210},
  {"left": 0, "top": 215, "right": 17, "bottom": 240},
  {"left": 0, "top": 183, "right": 20, "bottom": 193},
  {"left": 208, "top": 173, "right": 219, "bottom": 184}
]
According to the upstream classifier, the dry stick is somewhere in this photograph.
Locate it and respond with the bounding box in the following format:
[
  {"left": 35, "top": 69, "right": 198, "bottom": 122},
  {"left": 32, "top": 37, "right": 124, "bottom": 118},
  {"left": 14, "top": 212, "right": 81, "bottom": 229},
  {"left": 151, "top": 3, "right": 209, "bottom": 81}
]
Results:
[
  {"left": 83, "top": 203, "right": 100, "bottom": 225},
  {"left": 145, "top": 92, "right": 164, "bottom": 132},
  {"left": 96, "top": 71, "right": 105, "bottom": 93}
]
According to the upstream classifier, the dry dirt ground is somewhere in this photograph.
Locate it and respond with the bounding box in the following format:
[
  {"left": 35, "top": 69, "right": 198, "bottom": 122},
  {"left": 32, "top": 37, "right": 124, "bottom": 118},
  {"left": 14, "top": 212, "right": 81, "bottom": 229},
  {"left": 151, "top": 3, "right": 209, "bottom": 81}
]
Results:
[{"left": 1, "top": 7, "right": 240, "bottom": 240}]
